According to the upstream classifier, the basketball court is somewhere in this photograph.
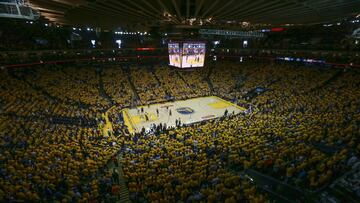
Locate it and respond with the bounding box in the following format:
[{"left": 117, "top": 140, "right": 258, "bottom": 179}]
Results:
[{"left": 122, "top": 96, "right": 246, "bottom": 134}]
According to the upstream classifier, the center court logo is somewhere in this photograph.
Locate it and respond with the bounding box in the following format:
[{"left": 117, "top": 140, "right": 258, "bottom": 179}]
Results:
[{"left": 176, "top": 107, "right": 195, "bottom": 115}]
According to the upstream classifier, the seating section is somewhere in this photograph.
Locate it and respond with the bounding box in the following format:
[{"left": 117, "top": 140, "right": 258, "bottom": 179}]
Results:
[
  {"left": 211, "top": 62, "right": 244, "bottom": 99},
  {"left": 20, "top": 66, "right": 110, "bottom": 110},
  {"left": 1, "top": 116, "right": 121, "bottom": 202},
  {"left": 1, "top": 62, "right": 360, "bottom": 202},
  {"left": 0, "top": 70, "right": 99, "bottom": 119},
  {"left": 130, "top": 67, "right": 167, "bottom": 104},
  {"left": 102, "top": 67, "right": 133, "bottom": 105},
  {"left": 120, "top": 118, "right": 268, "bottom": 202},
  {"left": 155, "top": 66, "right": 196, "bottom": 100},
  {"left": 178, "top": 67, "right": 211, "bottom": 96}
]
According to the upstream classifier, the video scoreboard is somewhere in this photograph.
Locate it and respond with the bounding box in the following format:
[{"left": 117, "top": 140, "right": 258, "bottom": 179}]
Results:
[{"left": 168, "top": 42, "right": 206, "bottom": 68}]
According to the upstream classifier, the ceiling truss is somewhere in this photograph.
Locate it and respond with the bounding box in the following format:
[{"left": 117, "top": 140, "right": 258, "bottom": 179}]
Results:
[{"left": 28, "top": 0, "right": 360, "bottom": 28}]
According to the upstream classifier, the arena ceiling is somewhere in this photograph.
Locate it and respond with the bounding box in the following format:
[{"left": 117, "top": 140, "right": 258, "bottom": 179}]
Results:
[{"left": 29, "top": 0, "right": 360, "bottom": 28}]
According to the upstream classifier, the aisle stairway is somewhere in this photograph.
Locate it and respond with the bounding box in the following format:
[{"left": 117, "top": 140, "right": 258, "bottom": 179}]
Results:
[
  {"left": 307, "top": 70, "right": 343, "bottom": 93},
  {"left": 106, "top": 153, "right": 131, "bottom": 203},
  {"left": 97, "top": 106, "right": 130, "bottom": 202},
  {"left": 122, "top": 67, "right": 141, "bottom": 103},
  {"left": 205, "top": 66, "right": 215, "bottom": 93},
  {"left": 150, "top": 68, "right": 162, "bottom": 85},
  {"left": 117, "top": 154, "right": 131, "bottom": 203},
  {"left": 98, "top": 69, "right": 115, "bottom": 105},
  {"left": 175, "top": 69, "right": 196, "bottom": 94}
]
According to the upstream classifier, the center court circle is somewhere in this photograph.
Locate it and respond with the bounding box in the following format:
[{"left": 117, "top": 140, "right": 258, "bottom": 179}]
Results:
[{"left": 176, "top": 107, "right": 195, "bottom": 115}]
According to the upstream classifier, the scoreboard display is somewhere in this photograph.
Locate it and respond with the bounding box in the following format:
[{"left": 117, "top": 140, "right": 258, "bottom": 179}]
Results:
[
  {"left": 168, "top": 43, "right": 181, "bottom": 67},
  {"left": 168, "top": 42, "right": 206, "bottom": 68}
]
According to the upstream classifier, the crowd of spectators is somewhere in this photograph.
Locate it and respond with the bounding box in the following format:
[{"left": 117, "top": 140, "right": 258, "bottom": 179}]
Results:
[
  {"left": 1, "top": 60, "right": 359, "bottom": 202},
  {"left": 130, "top": 67, "right": 167, "bottom": 104},
  {"left": 154, "top": 67, "right": 198, "bottom": 100},
  {"left": 102, "top": 67, "right": 134, "bottom": 106}
]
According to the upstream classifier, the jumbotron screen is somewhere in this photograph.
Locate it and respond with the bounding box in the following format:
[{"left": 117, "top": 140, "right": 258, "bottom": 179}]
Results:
[
  {"left": 168, "top": 43, "right": 181, "bottom": 67},
  {"left": 168, "top": 42, "right": 206, "bottom": 68}
]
